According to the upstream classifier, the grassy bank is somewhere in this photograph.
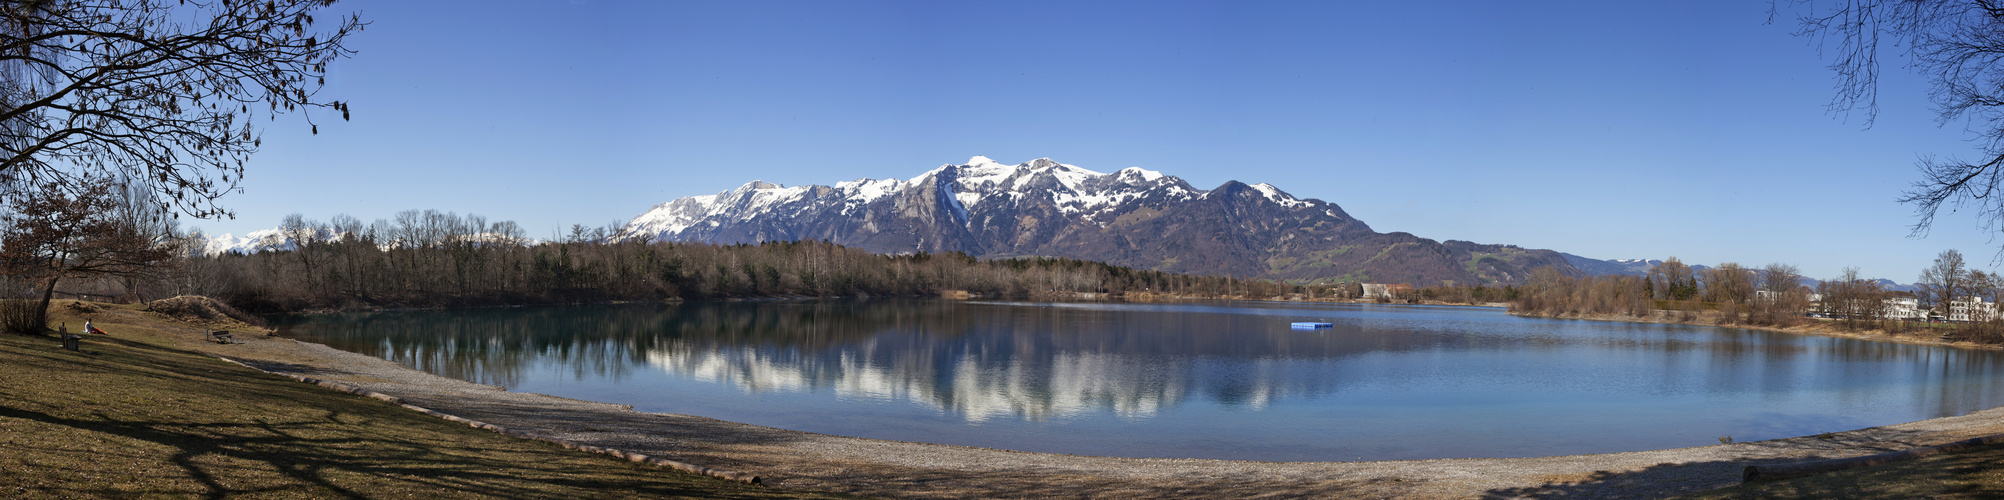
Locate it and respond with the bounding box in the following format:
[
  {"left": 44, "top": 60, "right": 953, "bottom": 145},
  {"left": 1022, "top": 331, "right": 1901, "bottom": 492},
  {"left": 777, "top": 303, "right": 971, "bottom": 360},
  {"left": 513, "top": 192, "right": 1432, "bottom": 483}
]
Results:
[
  {"left": 0, "top": 301, "right": 861, "bottom": 499},
  {"left": 1510, "top": 308, "right": 2004, "bottom": 352}
]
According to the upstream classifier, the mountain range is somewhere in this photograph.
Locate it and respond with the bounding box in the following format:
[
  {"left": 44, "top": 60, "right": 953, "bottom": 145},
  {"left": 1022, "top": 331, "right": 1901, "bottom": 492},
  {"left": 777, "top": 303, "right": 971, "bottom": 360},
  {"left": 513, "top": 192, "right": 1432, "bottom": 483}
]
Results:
[
  {"left": 1559, "top": 255, "right": 1666, "bottom": 277},
  {"left": 201, "top": 156, "right": 1919, "bottom": 289},
  {"left": 621, "top": 156, "right": 1574, "bottom": 286},
  {"left": 202, "top": 229, "right": 308, "bottom": 256}
]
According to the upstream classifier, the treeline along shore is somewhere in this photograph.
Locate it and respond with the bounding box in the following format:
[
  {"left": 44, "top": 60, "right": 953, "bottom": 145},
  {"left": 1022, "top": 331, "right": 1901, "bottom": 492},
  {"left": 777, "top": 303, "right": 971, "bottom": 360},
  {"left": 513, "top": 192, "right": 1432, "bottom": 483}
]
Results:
[
  {"left": 26, "top": 203, "right": 2004, "bottom": 351},
  {"left": 201, "top": 238, "right": 1312, "bottom": 313},
  {"left": 1506, "top": 254, "right": 2004, "bottom": 346},
  {"left": 108, "top": 211, "right": 1330, "bottom": 314}
]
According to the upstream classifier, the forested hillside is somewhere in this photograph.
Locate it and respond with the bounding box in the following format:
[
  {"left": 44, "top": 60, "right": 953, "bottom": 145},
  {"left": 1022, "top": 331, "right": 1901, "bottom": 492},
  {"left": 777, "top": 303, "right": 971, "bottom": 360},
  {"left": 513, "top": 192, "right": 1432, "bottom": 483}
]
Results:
[{"left": 150, "top": 212, "right": 1312, "bottom": 313}]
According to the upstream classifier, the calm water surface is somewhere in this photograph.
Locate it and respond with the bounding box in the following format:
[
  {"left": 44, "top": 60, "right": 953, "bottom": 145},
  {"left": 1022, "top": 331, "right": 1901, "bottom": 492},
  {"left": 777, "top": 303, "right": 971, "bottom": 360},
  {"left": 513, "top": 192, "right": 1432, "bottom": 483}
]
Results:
[{"left": 275, "top": 300, "right": 2004, "bottom": 461}]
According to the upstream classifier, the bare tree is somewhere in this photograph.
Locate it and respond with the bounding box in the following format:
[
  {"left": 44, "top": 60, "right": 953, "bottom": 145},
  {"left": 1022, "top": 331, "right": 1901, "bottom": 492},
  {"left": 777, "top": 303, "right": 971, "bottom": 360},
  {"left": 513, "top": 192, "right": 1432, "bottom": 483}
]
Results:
[
  {"left": 1746, "top": 263, "right": 1809, "bottom": 325},
  {"left": 1777, "top": 1, "right": 2004, "bottom": 247},
  {"left": 159, "top": 227, "right": 221, "bottom": 297},
  {"left": 1820, "top": 266, "right": 1888, "bottom": 328},
  {"left": 0, "top": 178, "right": 171, "bottom": 330},
  {"left": 277, "top": 212, "right": 325, "bottom": 293},
  {"left": 1, "top": 0, "right": 364, "bottom": 217},
  {"left": 1966, "top": 269, "right": 2001, "bottom": 321},
  {"left": 1919, "top": 248, "right": 1971, "bottom": 318},
  {"left": 1703, "top": 263, "right": 1756, "bottom": 305},
  {"left": 110, "top": 175, "right": 177, "bottom": 300},
  {"left": 1648, "top": 257, "right": 1697, "bottom": 300},
  {"left": 1759, "top": 262, "right": 1803, "bottom": 295},
  {"left": 1702, "top": 263, "right": 1757, "bottom": 323}
]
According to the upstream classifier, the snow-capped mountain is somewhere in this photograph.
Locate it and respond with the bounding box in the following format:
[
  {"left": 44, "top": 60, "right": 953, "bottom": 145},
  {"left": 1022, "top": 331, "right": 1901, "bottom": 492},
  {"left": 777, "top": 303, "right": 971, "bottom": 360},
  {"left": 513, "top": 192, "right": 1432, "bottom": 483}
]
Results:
[
  {"left": 625, "top": 156, "right": 1579, "bottom": 285},
  {"left": 198, "top": 228, "right": 536, "bottom": 256},
  {"left": 203, "top": 229, "right": 309, "bottom": 255},
  {"left": 627, "top": 156, "right": 1215, "bottom": 246},
  {"left": 1560, "top": 254, "right": 1668, "bottom": 276}
]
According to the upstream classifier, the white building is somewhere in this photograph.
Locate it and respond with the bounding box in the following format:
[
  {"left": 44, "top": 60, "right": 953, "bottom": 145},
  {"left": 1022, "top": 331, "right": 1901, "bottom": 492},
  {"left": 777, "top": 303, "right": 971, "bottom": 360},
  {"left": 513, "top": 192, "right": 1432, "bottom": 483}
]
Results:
[
  {"left": 1884, "top": 296, "right": 1925, "bottom": 321},
  {"left": 1753, "top": 290, "right": 1822, "bottom": 303},
  {"left": 1950, "top": 297, "right": 1998, "bottom": 322},
  {"left": 1361, "top": 283, "right": 1410, "bottom": 300}
]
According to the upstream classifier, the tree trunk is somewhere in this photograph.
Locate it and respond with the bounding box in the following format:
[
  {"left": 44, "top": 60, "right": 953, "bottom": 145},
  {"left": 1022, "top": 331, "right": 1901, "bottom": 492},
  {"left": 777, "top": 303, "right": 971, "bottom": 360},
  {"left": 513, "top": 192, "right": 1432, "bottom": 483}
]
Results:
[{"left": 34, "top": 274, "right": 60, "bottom": 331}]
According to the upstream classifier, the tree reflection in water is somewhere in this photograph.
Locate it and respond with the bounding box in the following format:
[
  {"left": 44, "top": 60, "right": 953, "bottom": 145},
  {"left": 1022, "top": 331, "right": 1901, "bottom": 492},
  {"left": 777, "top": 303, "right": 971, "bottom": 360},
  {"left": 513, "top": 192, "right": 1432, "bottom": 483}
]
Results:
[{"left": 276, "top": 300, "right": 2004, "bottom": 461}]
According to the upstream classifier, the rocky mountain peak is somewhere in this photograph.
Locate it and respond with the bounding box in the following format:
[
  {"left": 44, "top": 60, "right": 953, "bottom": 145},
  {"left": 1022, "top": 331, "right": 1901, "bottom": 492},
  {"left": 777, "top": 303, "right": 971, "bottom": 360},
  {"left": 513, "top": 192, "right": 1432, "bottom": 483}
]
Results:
[{"left": 620, "top": 156, "right": 1580, "bottom": 285}]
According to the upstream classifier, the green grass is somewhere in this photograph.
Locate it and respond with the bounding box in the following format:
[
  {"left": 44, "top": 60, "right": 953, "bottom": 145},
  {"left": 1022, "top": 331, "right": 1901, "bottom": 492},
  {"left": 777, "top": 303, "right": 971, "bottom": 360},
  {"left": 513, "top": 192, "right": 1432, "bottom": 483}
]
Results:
[
  {"left": 1677, "top": 444, "right": 2004, "bottom": 499},
  {"left": 1360, "top": 243, "right": 1410, "bottom": 265},
  {"left": 1463, "top": 253, "right": 1491, "bottom": 276},
  {"left": 0, "top": 303, "right": 862, "bottom": 499},
  {"left": 1265, "top": 256, "right": 1298, "bottom": 271},
  {"left": 1263, "top": 247, "right": 1358, "bottom": 275}
]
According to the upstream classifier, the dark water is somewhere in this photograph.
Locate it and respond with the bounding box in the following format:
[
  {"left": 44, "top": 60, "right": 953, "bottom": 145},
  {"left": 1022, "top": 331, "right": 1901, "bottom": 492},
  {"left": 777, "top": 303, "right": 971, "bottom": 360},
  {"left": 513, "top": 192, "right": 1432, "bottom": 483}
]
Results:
[{"left": 274, "top": 300, "right": 2004, "bottom": 461}]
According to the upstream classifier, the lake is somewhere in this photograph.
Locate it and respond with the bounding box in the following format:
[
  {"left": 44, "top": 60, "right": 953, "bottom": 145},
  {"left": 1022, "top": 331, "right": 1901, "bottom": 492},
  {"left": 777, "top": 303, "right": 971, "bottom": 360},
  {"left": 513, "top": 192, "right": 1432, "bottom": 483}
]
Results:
[{"left": 274, "top": 299, "right": 2004, "bottom": 461}]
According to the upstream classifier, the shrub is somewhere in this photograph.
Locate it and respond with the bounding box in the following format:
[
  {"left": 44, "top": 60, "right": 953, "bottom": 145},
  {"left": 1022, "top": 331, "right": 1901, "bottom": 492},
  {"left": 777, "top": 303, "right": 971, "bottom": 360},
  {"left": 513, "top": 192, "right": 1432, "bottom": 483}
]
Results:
[
  {"left": 0, "top": 299, "right": 42, "bottom": 334},
  {"left": 148, "top": 295, "right": 268, "bottom": 328}
]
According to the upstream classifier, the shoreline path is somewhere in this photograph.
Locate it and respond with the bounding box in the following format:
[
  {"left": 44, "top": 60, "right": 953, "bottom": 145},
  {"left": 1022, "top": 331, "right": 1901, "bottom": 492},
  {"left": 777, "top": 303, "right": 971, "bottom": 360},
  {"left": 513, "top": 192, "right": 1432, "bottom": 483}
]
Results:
[{"left": 193, "top": 333, "right": 2004, "bottom": 499}]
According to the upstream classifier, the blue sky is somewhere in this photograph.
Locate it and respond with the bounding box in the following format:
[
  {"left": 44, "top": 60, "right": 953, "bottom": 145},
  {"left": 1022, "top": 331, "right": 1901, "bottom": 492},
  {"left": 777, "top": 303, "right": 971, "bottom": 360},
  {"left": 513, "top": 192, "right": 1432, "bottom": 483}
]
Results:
[{"left": 208, "top": 0, "right": 2000, "bottom": 283}]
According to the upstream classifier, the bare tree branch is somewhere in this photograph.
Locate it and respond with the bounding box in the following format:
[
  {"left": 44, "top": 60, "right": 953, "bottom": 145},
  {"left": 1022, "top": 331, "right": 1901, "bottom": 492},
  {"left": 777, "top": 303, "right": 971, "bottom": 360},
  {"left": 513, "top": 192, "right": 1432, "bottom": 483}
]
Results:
[
  {"left": 0, "top": 0, "right": 364, "bottom": 218},
  {"left": 1779, "top": 1, "right": 2004, "bottom": 250}
]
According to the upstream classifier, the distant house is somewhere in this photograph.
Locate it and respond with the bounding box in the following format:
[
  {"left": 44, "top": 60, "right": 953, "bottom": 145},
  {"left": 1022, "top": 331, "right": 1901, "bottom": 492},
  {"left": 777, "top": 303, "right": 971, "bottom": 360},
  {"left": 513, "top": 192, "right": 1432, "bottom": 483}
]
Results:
[
  {"left": 1753, "top": 289, "right": 1821, "bottom": 304},
  {"left": 1884, "top": 294, "right": 1924, "bottom": 321},
  {"left": 1362, "top": 283, "right": 1413, "bottom": 300},
  {"left": 1950, "top": 297, "right": 1997, "bottom": 322}
]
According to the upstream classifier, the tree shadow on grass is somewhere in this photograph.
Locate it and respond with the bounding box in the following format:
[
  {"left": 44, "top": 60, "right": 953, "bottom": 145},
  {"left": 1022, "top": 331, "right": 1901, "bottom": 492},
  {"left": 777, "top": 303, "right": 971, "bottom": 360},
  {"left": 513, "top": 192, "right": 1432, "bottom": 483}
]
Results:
[
  {"left": 1477, "top": 427, "right": 1957, "bottom": 499},
  {"left": 0, "top": 335, "right": 827, "bottom": 499},
  {"left": 30, "top": 410, "right": 794, "bottom": 497},
  {"left": 1674, "top": 440, "right": 2004, "bottom": 499},
  {"left": 1476, "top": 458, "right": 1773, "bottom": 499}
]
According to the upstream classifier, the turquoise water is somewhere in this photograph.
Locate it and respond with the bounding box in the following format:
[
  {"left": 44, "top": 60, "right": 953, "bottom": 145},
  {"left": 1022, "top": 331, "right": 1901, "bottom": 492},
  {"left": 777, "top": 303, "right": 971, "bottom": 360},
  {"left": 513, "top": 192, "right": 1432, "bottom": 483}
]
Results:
[{"left": 275, "top": 300, "right": 2004, "bottom": 461}]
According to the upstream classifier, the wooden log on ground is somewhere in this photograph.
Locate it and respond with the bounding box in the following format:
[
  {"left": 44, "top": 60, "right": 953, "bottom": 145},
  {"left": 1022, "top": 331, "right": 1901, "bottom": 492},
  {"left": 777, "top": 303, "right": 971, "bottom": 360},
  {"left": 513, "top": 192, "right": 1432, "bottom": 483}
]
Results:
[{"left": 1743, "top": 434, "right": 2004, "bottom": 482}]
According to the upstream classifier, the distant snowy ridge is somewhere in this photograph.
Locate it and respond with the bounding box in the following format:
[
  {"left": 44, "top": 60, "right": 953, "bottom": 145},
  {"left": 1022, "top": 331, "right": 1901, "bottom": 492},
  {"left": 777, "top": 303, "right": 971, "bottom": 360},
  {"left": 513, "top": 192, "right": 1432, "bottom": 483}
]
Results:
[
  {"left": 202, "top": 228, "right": 311, "bottom": 255},
  {"left": 623, "top": 156, "right": 1232, "bottom": 242},
  {"left": 616, "top": 155, "right": 1595, "bottom": 285},
  {"left": 199, "top": 228, "right": 537, "bottom": 256}
]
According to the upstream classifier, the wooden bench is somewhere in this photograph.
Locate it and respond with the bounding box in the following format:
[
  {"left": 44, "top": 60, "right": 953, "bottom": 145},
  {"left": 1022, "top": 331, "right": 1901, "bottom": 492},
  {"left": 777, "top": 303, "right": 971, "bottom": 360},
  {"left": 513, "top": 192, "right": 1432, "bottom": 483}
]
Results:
[{"left": 208, "top": 331, "right": 240, "bottom": 344}]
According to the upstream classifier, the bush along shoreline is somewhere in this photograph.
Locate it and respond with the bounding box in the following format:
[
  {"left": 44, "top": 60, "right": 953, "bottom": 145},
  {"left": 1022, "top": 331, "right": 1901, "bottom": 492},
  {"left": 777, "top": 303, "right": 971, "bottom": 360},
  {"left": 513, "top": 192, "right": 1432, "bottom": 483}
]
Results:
[{"left": 1505, "top": 260, "right": 2004, "bottom": 348}]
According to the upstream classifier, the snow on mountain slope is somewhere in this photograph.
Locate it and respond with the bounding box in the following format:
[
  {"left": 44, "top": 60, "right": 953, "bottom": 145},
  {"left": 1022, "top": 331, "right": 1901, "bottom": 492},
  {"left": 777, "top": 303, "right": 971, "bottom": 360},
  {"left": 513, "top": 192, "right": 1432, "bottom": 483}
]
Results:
[
  {"left": 618, "top": 156, "right": 1609, "bottom": 284},
  {"left": 196, "top": 156, "right": 1579, "bottom": 285},
  {"left": 622, "top": 156, "right": 1211, "bottom": 241},
  {"left": 203, "top": 229, "right": 295, "bottom": 255},
  {"left": 200, "top": 228, "right": 537, "bottom": 255},
  {"left": 1249, "top": 183, "right": 1310, "bottom": 208}
]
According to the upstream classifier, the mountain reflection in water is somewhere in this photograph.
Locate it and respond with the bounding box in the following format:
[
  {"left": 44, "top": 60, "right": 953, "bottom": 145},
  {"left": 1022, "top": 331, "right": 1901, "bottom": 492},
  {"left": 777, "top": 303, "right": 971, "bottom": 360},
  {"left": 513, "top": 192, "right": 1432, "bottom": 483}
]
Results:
[
  {"left": 285, "top": 300, "right": 1404, "bottom": 421},
  {"left": 277, "top": 299, "right": 2004, "bottom": 461}
]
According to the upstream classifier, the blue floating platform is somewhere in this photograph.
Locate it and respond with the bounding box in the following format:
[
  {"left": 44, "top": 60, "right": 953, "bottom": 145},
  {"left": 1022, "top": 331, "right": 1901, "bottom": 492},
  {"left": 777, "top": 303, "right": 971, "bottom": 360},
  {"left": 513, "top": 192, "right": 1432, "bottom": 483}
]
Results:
[{"left": 1290, "top": 322, "right": 1333, "bottom": 329}]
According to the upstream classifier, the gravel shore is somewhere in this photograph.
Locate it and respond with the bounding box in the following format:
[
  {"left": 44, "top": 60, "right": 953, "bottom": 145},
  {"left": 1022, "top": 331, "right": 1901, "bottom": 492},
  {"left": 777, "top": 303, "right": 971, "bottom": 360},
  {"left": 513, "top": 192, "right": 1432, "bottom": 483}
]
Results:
[{"left": 187, "top": 331, "right": 2004, "bottom": 499}]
